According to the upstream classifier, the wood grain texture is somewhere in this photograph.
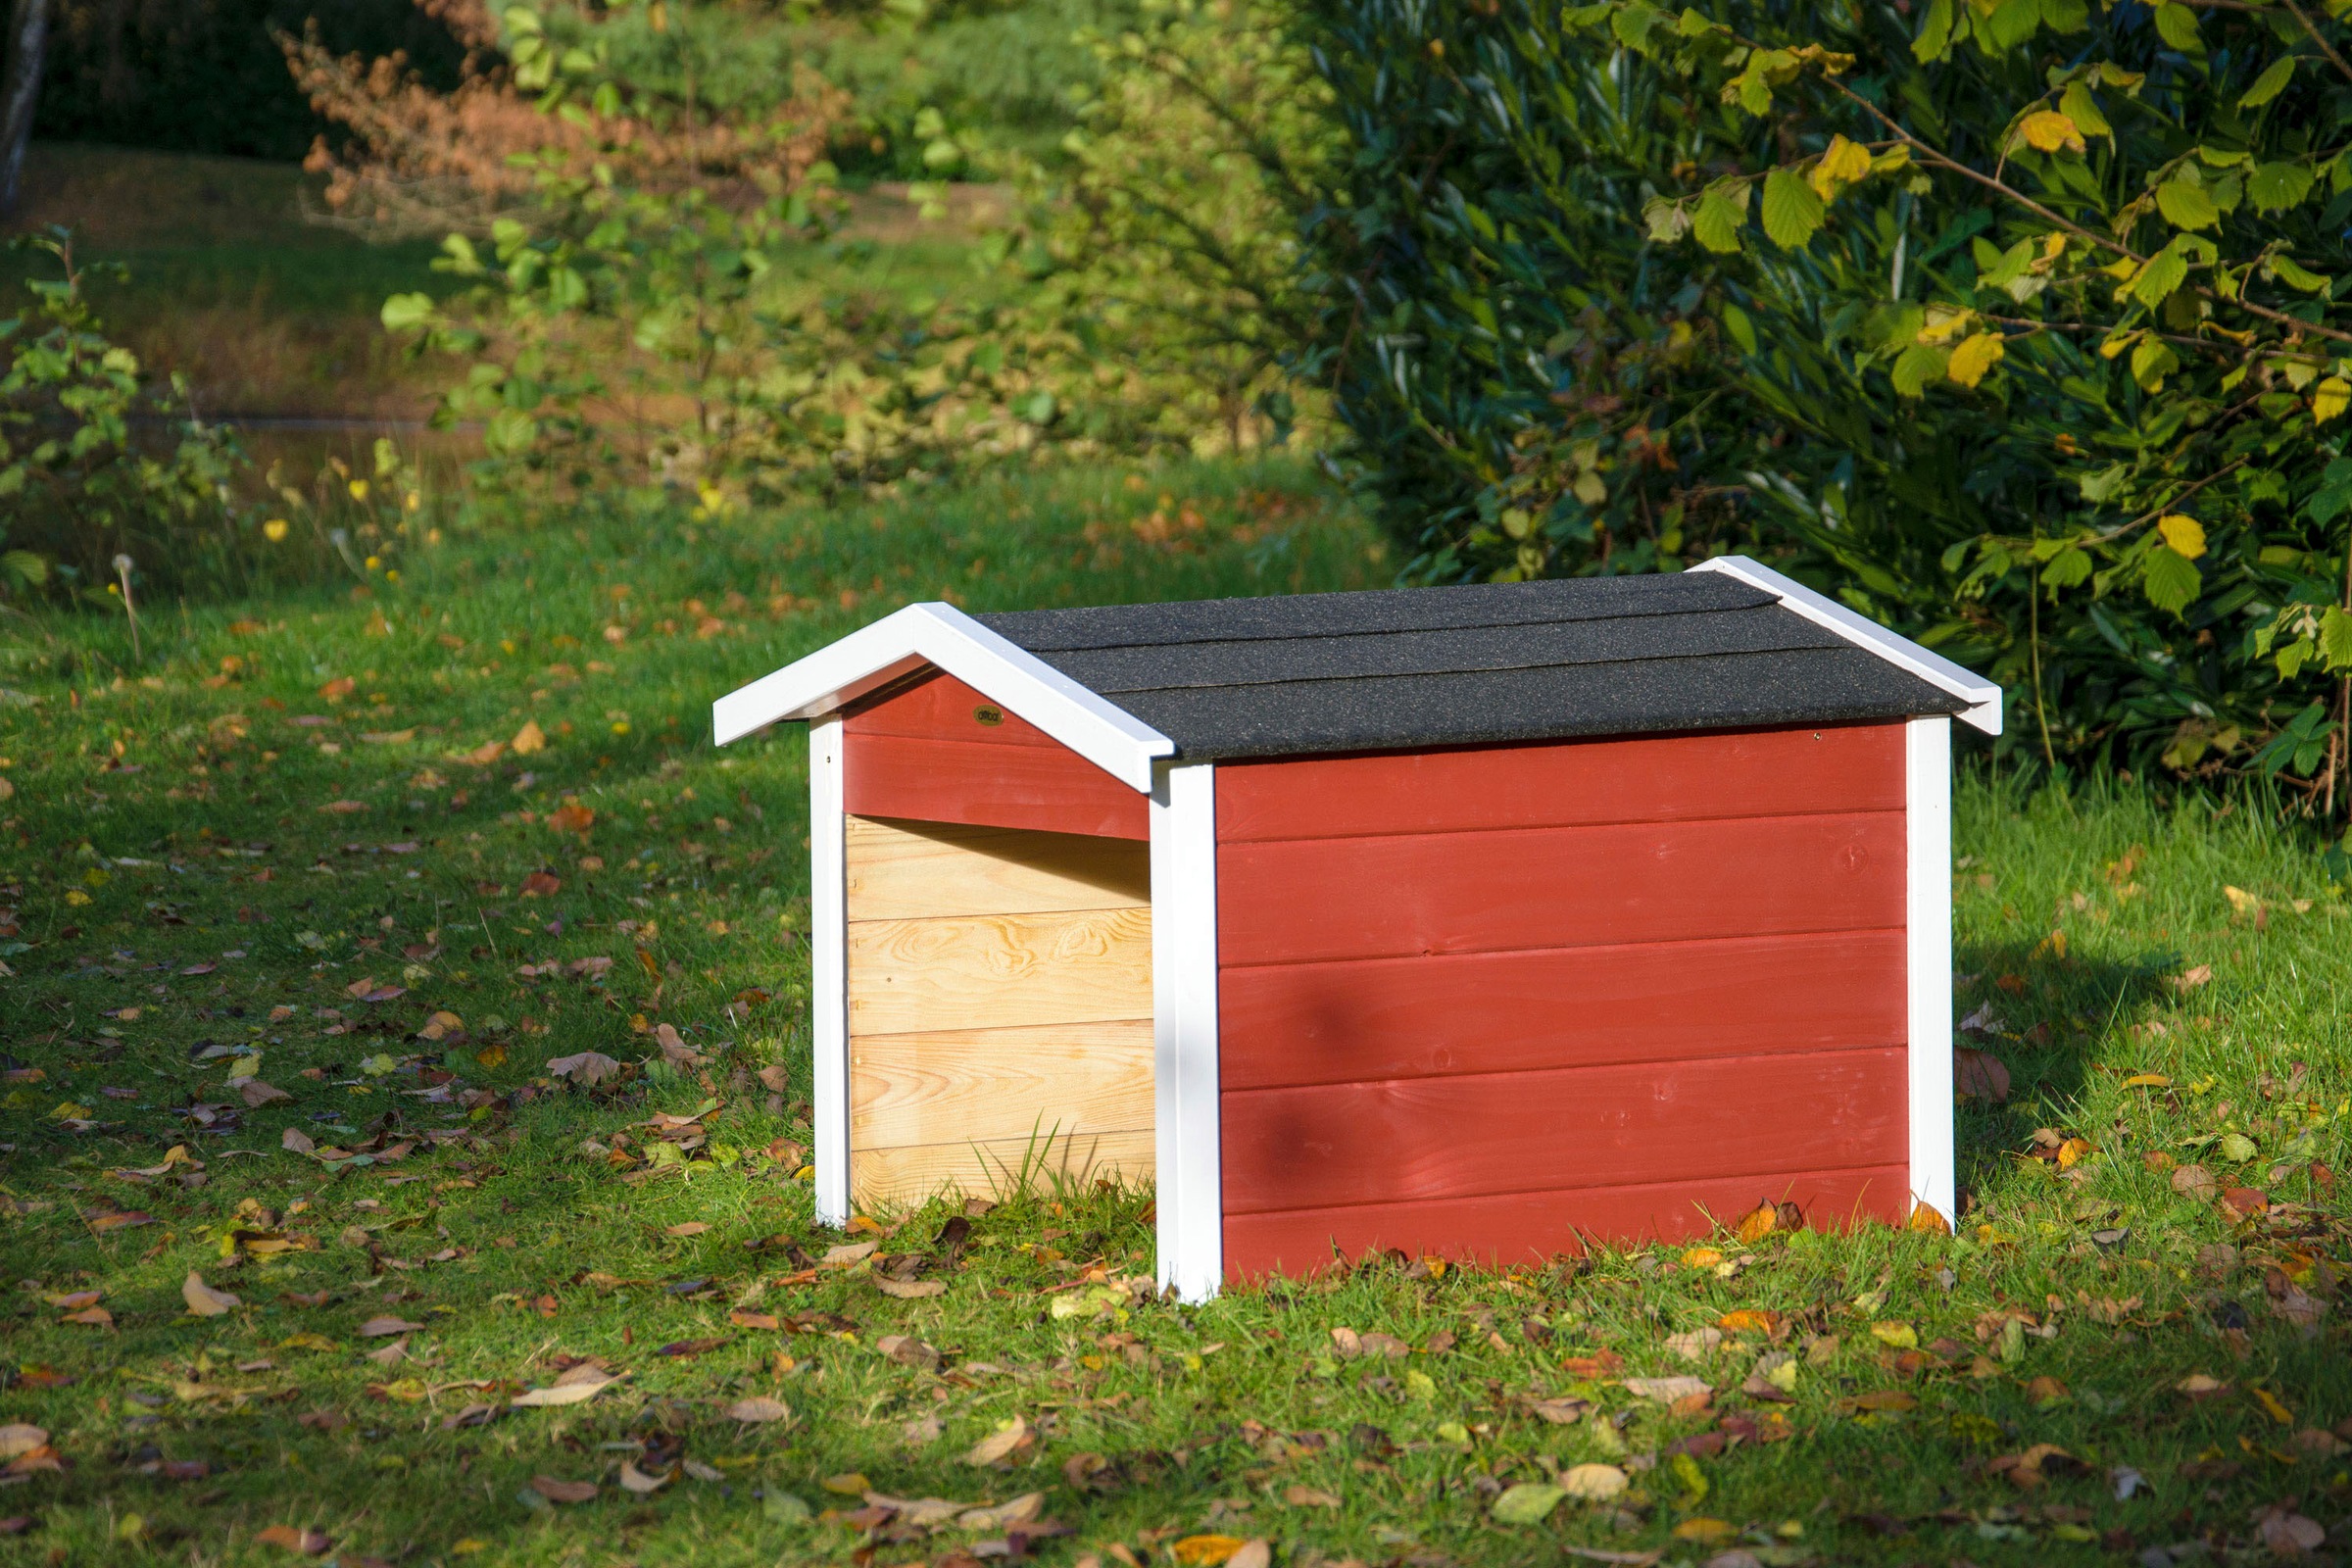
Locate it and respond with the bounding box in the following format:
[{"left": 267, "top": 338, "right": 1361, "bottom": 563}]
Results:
[
  {"left": 1217, "top": 811, "right": 1902, "bottom": 966},
  {"left": 850, "top": 1020, "right": 1153, "bottom": 1149},
  {"left": 1217, "top": 930, "right": 1907, "bottom": 1091},
  {"left": 847, "top": 667, "right": 1062, "bottom": 749},
  {"left": 846, "top": 731, "right": 1150, "bottom": 840},
  {"left": 852, "top": 1129, "right": 1154, "bottom": 1208},
  {"left": 1219, "top": 1048, "right": 1907, "bottom": 1215},
  {"left": 846, "top": 815, "right": 1150, "bottom": 922},
  {"left": 1221, "top": 1162, "right": 1911, "bottom": 1279},
  {"left": 848, "top": 906, "right": 1152, "bottom": 1037},
  {"left": 1215, "top": 722, "right": 1906, "bottom": 842}
]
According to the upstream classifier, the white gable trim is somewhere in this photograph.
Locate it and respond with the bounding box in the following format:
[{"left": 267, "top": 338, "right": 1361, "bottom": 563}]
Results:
[
  {"left": 1151, "top": 759, "right": 1223, "bottom": 1303},
  {"left": 1690, "top": 556, "right": 2003, "bottom": 736},
  {"left": 710, "top": 602, "right": 1174, "bottom": 792}
]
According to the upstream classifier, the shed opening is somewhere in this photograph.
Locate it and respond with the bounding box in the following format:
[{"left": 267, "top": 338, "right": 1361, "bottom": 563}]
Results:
[{"left": 842, "top": 814, "right": 1153, "bottom": 1208}]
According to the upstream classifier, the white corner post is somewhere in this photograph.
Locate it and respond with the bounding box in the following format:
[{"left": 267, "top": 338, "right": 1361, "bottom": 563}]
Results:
[
  {"left": 1151, "top": 760, "right": 1222, "bottom": 1303},
  {"left": 808, "top": 713, "right": 852, "bottom": 1228},
  {"left": 1906, "top": 715, "right": 1956, "bottom": 1227}
]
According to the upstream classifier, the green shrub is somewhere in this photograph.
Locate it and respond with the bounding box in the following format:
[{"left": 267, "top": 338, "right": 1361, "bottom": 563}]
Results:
[
  {"left": 1296, "top": 0, "right": 2352, "bottom": 801},
  {"left": 0, "top": 232, "right": 251, "bottom": 600}
]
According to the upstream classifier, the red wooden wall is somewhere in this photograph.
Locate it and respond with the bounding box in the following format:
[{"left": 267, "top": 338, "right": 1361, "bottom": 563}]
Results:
[
  {"left": 842, "top": 668, "right": 1148, "bottom": 840},
  {"left": 1214, "top": 722, "right": 1911, "bottom": 1278}
]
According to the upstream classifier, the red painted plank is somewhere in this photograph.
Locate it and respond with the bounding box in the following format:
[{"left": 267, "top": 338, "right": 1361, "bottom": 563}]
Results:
[
  {"left": 846, "top": 668, "right": 1061, "bottom": 749},
  {"left": 1218, "top": 930, "right": 1906, "bottom": 1091},
  {"left": 1222, "top": 1163, "right": 1911, "bottom": 1280},
  {"left": 1218, "top": 812, "right": 1902, "bottom": 966},
  {"left": 845, "top": 733, "right": 1149, "bottom": 840},
  {"left": 1216, "top": 723, "right": 1905, "bottom": 843},
  {"left": 1219, "top": 1048, "right": 1906, "bottom": 1215}
]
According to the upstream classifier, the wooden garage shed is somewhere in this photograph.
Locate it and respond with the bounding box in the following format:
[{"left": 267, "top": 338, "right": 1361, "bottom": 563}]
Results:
[{"left": 713, "top": 558, "right": 2000, "bottom": 1301}]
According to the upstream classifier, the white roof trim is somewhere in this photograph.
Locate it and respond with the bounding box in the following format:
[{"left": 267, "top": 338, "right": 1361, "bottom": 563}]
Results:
[
  {"left": 710, "top": 602, "right": 1174, "bottom": 791},
  {"left": 1690, "top": 556, "right": 2003, "bottom": 736}
]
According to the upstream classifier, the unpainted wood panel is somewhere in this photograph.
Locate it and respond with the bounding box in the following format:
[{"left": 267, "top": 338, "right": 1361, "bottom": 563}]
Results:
[
  {"left": 1219, "top": 1047, "right": 1907, "bottom": 1215},
  {"left": 846, "top": 815, "right": 1150, "bottom": 922},
  {"left": 847, "top": 731, "right": 1150, "bottom": 840},
  {"left": 852, "top": 1128, "right": 1154, "bottom": 1209},
  {"left": 847, "top": 906, "right": 1152, "bottom": 1037},
  {"left": 1221, "top": 1161, "right": 1910, "bottom": 1280},
  {"left": 850, "top": 1020, "right": 1153, "bottom": 1149},
  {"left": 1217, "top": 811, "right": 1903, "bottom": 966},
  {"left": 1216, "top": 722, "right": 1906, "bottom": 843},
  {"left": 846, "top": 667, "right": 1061, "bottom": 749},
  {"left": 1218, "top": 929, "right": 1907, "bottom": 1091}
]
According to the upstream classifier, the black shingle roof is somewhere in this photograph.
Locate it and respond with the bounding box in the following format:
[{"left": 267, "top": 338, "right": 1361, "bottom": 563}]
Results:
[{"left": 974, "top": 573, "right": 1968, "bottom": 760}]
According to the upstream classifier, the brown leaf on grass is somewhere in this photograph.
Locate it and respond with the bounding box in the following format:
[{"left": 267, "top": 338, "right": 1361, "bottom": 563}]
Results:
[
  {"left": 512, "top": 1365, "right": 620, "bottom": 1407},
  {"left": 1171, "top": 1538, "right": 1250, "bottom": 1567},
  {"left": 2173, "top": 963, "right": 2214, "bottom": 992},
  {"left": 878, "top": 1334, "right": 941, "bottom": 1371},
  {"left": 183, "top": 1273, "right": 240, "bottom": 1316},
  {"left": 2221, "top": 1186, "right": 2272, "bottom": 1221},
  {"left": 358, "top": 1317, "right": 423, "bottom": 1338},
  {"left": 255, "top": 1524, "right": 332, "bottom": 1554},
  {"left": 963, "top": 1415, "right": 1032, "bottom": 1466},
  {"left": 1987, "top": 1443, "right": 2085, "bottom": 1489},
  {"left": 318, "top": 801, "right": 368, "bottom": 815},
  {"left": 728, "top": 1309, "right": 781, "bottom": 1331},
  {"left": 822, "top": 1241, "right": 879, "bottom": 1267},
  {"left": 665, "top": 1222, "right": 710, "bottom": 1237},
  {"left": 546, "top": 1052, "right": 621, "bottom": 1087},
  {"left": 2173, "top": 1163, "right": 2218, "bottom": 1200},
  {"left": 654, "top": 1023, "right": 708, "bottom": 1066},
  {"left": 281, "top": 1127, "right": 316, "bottom": 1154},
  {"left": 2179, "top": 1373, "right": 2232, "bottom": 1400},
  {"left": 656, "top": 1337, "right": 729, "bottom": 1358},
  {"left": 62, "top": 1306, "right": 114, "bottom": 1328},
  {"left": 618, "top": 1459, "right": 671, "bottom": 1494},
  {"left": 87, "top": 1209, "right": 154, "bottom": 1233},
  {"left": 2023, "top": 1375, "right": 2070, "bottom": 1406},
  {"left": 1283, "top": 1484, "right": 1343, "bottom": 1508},
  {"left": 2257, "top": 1505, "right": 2328, "bottom": 1557},
  {"left": 239, "top": 1079, "right": 292, "bottom": 1107},
  {"left": 547, "top": 803, "right": 595, "bottom": 835},
  {"left": 726, "top": 1396, "right": 792, "bottom": 1424},
  {"left": 1954, "top": 1047, "right": 2011, "bottom": 1102},
  {"left": 875, "top": 1277, "right": 946, "bottom": 1299},
  {"left": 530, "top": 1475, "right": 598, "bottom": 1503},
  {"left": 519, "top": 870, "right": 561, "bottom": 897},
  {"left": 0, "top": 1428, "right": 46, "bottom": 1461},
  {"left": 1528, "top": 1397, "right": 1590, "bottom": 1425},
  {"left": 1623, "top": 1376, "right": 1711, "bottom": 1403},
  {"left": 44, "top": 1290, "right": 100, "bottom": 1310},
  {"left": 511, "top": 719, "right": 547, "bottom": 755}
]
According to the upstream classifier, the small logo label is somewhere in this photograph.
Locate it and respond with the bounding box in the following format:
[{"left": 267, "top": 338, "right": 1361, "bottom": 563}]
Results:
[{"left": 972, "top": 706, "right": 1004, "bottom": 727}]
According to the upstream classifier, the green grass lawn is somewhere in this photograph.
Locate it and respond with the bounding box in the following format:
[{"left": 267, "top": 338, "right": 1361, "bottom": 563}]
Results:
[{"left": 0, "top": 461, "right": 2345, "bottom": 1568}]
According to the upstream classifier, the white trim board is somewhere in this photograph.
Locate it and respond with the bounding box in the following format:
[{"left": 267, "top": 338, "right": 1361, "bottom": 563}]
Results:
[
  {"left": 1905, "top": 715, "right": 1956, "bottom": 1228},
  {"left": 808, "top": 714, "right": 852, "bottom": 1228},
  {"left": 710, "top": 602, "right": 1173, "bottom": 791},
  {"left": 1691, "top": 556, "right": 2003, "bottom": 736},
  {"left": 1150, "top": 760, "right": 1223, "bottom": 1303}
]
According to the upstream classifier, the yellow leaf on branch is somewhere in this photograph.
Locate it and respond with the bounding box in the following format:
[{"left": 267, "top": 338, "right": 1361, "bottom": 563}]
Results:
[
  {"left": 1946, "top": 331, "right": 2006, "bottom": 388},
  {"left": 2018, "top": 110, "right": 2085, "bottom": 154},
  {"left": 2157, "top": 514, "right": 2206, "bottom": 560},
  {"left": 2314, "top": 376, "right": 2350, "bottom": 424}
]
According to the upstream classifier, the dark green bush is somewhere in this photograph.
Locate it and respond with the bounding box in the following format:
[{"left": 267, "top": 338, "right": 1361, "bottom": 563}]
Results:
[{"left": 1295, "top": 0, "right": 2352, "bottom": 800}]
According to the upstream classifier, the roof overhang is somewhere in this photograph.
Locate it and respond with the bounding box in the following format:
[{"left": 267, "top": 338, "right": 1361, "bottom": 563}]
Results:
[
  {"left": 710, "top": 602, "right": 1174, "bottom": 791},
  {"left": 1690, "top": 556, "right": 2004, "bottom": 736}
]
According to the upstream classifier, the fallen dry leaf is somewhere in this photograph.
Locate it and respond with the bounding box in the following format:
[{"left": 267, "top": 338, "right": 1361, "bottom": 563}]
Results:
[
  {"left": 1284, "top": 1484, "right": 1343, "bottom": 1508},
  {"left": 254, "top": 1524, "right": 331, "bottom": 1554},
  {"left": 357, "top": 1317, "right": 422, "bottom": 1338},
  {"left": 530, "top": 1476, "right": 598, "bottom": 1504},
  {"left": 546, "top": 1052, "right": 621, "bottom": 1087},
  {"left": 1954, "top": 1047, "right": 2011, "bottom": 1102},
  {"left": 875, "top": 1277, "right": 946, "bottom": 1299},
  {"left": 519, "top": 869, "right": 562, "bottom": 897},
  {"left": 239, "top": 1079, "right": 292, "bottom": 1108},
  {"left": 726, "top": 1396, "right": 792, "bottom": 1424},
  {"left": 548, "top": 803, "right": 595, "bottom": 834},
  {"left": 182, "top": 1273, "right": 240, "bottom": 1317},
  {"left": 281, "top": 1127, "right": 316, "bottom": 1154},
  {"left": 1171, "top": 1537, "right": 1249, "bottom": 1567},
  {"left": 512, "top": 719, "right": 547, "bottom": 755},
  {"left": 2174, "top": 962, "right": 2214, "bottom": 992},
  {"left": 655, "top": 1022, "right": 708, "bottom": 1066},
  {"left": 1622, "top": 1376, "right": 1711, "bottom": 1403},
  {"left": 512, "top": 1365, "right": 620, "bottom": 1407},
  {"left": 665, "top": 1222, "right": 710, "bottom": 1237},
  {"left": 0, "top": 1428, "right": 46, "bottom": 1461},
  {"left": 618, "top": 1459, "right": 672, "bottom": 1494},
  {"left": 2258, "top": 1504, "right": 2328, "bottom": 1556},
  {"left": 2174, "top": 1163, "right": 2218, "bottom": 1201},
  {"left": 963, "top": 1415, "right": 1031, "bottom": 1466},
  {"left": 822, "top": 1241, "right": 879, "bottom": 1267},
  {"left": 1560, "top": 1462, "right": 1630, "bottom": 1500}
]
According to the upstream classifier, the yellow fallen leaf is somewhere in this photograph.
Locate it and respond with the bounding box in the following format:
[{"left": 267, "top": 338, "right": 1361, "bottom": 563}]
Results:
[
  {"left": 2254, "top": 1386, "right": 2295, "bottom": 1425},
  {"left": 1673, "top": 1518, "right": 1739, "bottom": 1544},
  {"left": 1869, "top": 1321, "right": 1918, "bottom": 1349},
  {"left": 963, "top": 1414, "right": 1030, "bottom": 1466},
  {"left": 2122, "top": 1072, "right": 2173, "bottom": 1089},
  {"left": 511, "top": 719, "right": 547, "bottom": 756},
  {"left": 1172, "top": 1537, "right": 1249, "bottom": 1567},
  {"left": 1680, "top": 1247, "right": 1724, "bottom": 1268}
]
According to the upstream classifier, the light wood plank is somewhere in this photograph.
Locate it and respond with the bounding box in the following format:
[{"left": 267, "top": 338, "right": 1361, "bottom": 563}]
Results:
[
  {"left": 847, "top": 906, "right": 1152, "bottom": 1036},
  {"left": 851, "top": 1020, "right": 1153, "bottom": 1149},
  {"left": 846, "top": 815, "right": 1150, "bottom": 921},
  {"left": 853, "top": 1129, "right": 1155, "bottom": 1209}
]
